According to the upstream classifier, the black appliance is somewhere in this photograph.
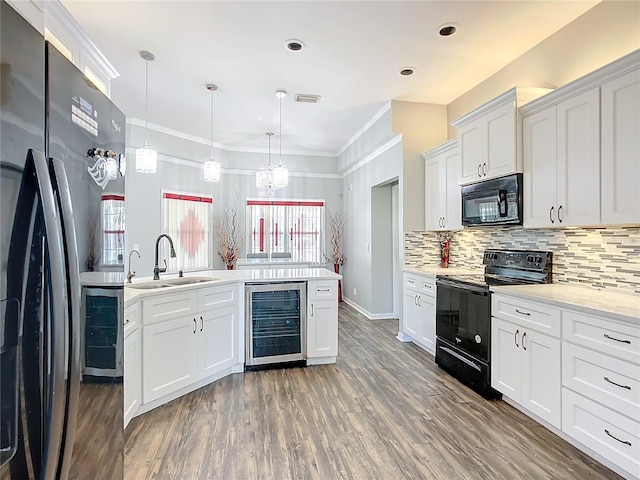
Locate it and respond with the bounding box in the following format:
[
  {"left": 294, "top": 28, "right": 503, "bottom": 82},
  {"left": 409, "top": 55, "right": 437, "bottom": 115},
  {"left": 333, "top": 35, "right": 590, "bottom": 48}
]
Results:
[
  {"left": 1, "top": 2, "right": 126, "bottom": 478},
  {"left": 461, "top": 173, "right": 523, "bottom": 226},
  {"left": 435, "top": 249, "right": 552, "bottom": 398}
]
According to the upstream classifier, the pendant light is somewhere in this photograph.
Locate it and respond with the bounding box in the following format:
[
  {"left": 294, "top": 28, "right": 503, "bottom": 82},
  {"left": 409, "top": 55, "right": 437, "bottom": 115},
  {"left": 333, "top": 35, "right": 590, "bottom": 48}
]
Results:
[
  {"left": 203, "top": 83, "right": 221, "bottom": 182},
  {"left": 256, "top": 132, "right": 276, "bottom": 194},
  {"left": 273, "top": 89, "right": 288, "bottom": 188},
  {"left": 135, "top": 50, "right": 157, "bottom": 174}
]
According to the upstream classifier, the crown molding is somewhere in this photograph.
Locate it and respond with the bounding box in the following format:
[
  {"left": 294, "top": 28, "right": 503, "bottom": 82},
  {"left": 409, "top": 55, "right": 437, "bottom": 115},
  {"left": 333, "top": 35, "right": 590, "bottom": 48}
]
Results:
[
  {"left": 342, "top": 134, "right": 403, "bottom": 177},
  {"left": 421, "top": 138, "right": 457, "bottom": 161},
  {"left": 337, "top": 101, "right": 392, "bottom": 157},
  {"left": 44, "top": 1, "right": 119, "bottom": 79}
]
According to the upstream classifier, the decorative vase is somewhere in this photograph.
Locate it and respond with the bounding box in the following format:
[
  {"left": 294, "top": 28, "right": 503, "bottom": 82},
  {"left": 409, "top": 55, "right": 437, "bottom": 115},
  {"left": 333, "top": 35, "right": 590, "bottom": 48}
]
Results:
[
  {"left": 226, "top": 263, "right": 234, "bottom": 270},
  {"left": 440, "top": 241, "right": 450, "bottom": 268},
  {"left": 333, "top": 263, "right": 343, "bottom": 302}
]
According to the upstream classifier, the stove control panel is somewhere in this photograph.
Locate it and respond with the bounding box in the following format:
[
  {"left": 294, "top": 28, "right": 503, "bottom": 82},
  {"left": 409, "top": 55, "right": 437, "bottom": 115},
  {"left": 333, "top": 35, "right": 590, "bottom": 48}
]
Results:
[{"left": 483, "top": 249, "right": 552, "bottom": 271}]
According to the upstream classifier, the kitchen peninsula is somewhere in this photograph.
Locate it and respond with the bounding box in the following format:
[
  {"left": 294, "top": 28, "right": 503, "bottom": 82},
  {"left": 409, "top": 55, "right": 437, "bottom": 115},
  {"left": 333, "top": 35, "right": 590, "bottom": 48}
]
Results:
[{"left": 123, "top": 268, "right": 341, "bottom": 427}]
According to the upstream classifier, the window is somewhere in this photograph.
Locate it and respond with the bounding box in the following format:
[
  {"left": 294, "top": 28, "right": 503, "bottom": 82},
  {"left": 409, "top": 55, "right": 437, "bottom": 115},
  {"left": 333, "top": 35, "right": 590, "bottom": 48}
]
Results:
[
  {"left": 247, "top": 200, "right": 325, "bottom": 263},
  {"left": 102, "top": 194, "right": 125, "bottom": 266},
  {"left": 162, "top": 191, "right": 213, "bottom": 271}
]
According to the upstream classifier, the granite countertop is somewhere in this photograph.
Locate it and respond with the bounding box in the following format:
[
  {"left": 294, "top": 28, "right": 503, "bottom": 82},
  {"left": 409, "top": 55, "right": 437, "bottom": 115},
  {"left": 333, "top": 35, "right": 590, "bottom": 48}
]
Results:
[
  {"left": 402, "top": 265, "right": 481, "bottom": 276},
  {"left": 490, "top": 283, "right": 640, "bottom": 325},
  {"left": 79, "top": 271, "right": 125, "bottom": 287},
  {"left": 124, "top": 267, "right": 341, "bottom": 303}
]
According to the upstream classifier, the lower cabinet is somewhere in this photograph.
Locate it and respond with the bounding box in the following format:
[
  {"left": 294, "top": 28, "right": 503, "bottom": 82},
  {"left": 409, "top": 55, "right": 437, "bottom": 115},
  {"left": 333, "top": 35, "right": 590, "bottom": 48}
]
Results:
[
  {"left": 307, "top": 280, "right": 338, "bottom": 358},
  {"left": 402, "top": 272, "right": 436, "bottom": 355},
  {"left": 123, "top": 303, "right": 141, "bottom": 428},
  {"left": 198, "top": 305, "right": 239, "bottom": 378}
]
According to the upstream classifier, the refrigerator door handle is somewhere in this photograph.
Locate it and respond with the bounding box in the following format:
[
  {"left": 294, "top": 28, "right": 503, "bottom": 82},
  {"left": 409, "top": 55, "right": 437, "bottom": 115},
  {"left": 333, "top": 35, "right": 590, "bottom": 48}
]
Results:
[
  {"left": 29, "top": 150, "right": 68, "bottom": 480},
  {"left": 48, "top": 157, "right": 82, "bottom": 479}
]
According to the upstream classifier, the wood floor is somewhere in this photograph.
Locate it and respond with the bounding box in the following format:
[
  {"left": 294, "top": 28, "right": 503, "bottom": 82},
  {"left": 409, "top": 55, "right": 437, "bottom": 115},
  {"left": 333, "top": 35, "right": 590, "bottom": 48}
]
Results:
[{"left": 124, "top": 304, "right": 620, "bottom": 480}]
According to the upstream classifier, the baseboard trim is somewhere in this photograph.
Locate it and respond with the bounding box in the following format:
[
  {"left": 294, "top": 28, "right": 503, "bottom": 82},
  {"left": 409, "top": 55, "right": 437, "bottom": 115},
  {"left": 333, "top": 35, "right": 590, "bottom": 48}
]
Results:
[{"left": 342, "top": 297, "right": 395, "bottom": 320}]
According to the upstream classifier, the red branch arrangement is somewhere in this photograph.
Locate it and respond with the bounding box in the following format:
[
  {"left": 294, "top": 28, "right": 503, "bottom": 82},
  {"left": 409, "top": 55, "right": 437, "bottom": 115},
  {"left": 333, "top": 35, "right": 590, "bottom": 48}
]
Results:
[{"left": 216, "top": 198, "right": 244, "bottom": 268}]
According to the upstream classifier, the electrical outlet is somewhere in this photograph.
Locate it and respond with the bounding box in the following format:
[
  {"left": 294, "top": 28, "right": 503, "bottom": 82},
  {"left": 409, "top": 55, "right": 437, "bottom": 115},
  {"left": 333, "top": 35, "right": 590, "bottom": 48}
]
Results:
[{"left": 353, "top": 287, "right": 357, "bottom": 296}]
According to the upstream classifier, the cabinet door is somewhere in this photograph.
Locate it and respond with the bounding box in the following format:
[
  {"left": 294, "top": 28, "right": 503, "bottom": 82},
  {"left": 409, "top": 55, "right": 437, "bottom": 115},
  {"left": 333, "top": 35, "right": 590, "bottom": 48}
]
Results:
[
  {"left": 484, "top": 101, "right": 516, "bottom": 179},
  {"left": 601, "top": 69, "right": 640, "bottom": 225},
  {"left": 307, "top": 299, "right": 338, "bottom": 358},
  {"left": 419, "top": 294, "right": 436, "bottom": 355},
  {"left": 198, "top": 305, "right": 239, "bottom": 379},
  {"left": 523, "top": 106, "right": 557, "bottom": 228},
  {"left": 444, "top": 149, "right": 462, "bottom": 230},
  {"left": 491, "top": 318, "right": 522, "bottom": 401},
  {"left": 521, "top": 329, "right": 561, "bottom": 428},
  {"left": 425, "top": 154, "right": 445, "bottom": 230},
  {"left": 556, "top": 88, "right": 601, "bottom": 227},
  {"left": 403, "top": 290, "right": 421, "bottom": 340},
  {"left": 142, "top": 316, "right": 198, "bottom": 403},
  {"left": 124, "top": 327, "right": 140, "bottom": 428},
  {"left": 458, "top": 119, "right": 484, "bottom": 184}
]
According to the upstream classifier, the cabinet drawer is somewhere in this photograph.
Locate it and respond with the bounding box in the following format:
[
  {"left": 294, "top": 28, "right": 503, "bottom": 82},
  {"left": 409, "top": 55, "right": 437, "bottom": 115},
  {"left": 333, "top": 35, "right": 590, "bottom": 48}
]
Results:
[
  {"left": 563, "top": 388, "right": 640, "bottom": 479},
  {"left": 142, "top": 291, "right": 198, "bottom": 325},
  {"left": 563, "top": 310, "right": 640, "bottom": 365},
  {"left": 419, "top": 278, "right": 435, "bottom": 296},
  {"left": 404, "top": 273, "right": 435, "bottom": 294},
  {"left": 563, "top": 342, "right": 640, "bottom": 421},
  {"left": 124, "top": 304, "right": 139, "bottom": 338},
  {"left": 308, "top": 281, "right": 337, "bottom": 301},
  {"left": 198, "top": 284, "right": 239, "bottom": 311},
  {"left": 492, "top": 295, "right": 561, "bottom": 337}
]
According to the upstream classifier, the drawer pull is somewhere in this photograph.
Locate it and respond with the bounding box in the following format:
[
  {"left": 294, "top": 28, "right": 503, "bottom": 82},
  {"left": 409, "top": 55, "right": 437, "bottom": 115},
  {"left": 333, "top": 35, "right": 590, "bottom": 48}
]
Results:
[
  {"left": 125, "top": 319, "right": 130, "bottom": 325},
  {"left": 604, "top": 429, "right": 632, "bottom": 446},
  {"left": 515, "top": 309, "right": 531, "bottom": 316},
  {"left": 604, "top": 333, "right": 631, "bottom": 344},
  {"left": 604, "top": 377, "right": 631, "bottom": 390}
]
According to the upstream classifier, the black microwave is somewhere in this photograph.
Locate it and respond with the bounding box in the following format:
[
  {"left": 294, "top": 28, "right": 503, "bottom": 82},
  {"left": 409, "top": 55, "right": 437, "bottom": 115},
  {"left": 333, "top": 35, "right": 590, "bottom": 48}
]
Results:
[{"left": 461, "top": 173, "right": 523, "bottom": 226}]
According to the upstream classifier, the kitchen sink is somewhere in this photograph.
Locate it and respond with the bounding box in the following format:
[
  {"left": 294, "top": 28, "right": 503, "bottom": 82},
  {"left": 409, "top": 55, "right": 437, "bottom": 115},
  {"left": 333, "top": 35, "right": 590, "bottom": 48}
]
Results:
[
  {"left": 127, "top": 283, "right": 171, "bottom": 289},
  {"left": 126, "top": 276, "right": 219, "bottom": 290}
]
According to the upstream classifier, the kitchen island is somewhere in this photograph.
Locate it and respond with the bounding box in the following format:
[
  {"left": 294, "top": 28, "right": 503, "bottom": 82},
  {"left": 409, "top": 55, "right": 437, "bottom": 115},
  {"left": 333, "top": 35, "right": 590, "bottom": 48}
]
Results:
[{"left": 124, "top": 268, "right": 341, "bottom": 427}]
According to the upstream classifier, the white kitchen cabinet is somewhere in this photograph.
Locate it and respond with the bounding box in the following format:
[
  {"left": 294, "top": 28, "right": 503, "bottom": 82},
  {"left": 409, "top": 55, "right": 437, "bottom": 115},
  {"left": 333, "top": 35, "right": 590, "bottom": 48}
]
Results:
[
  {"left": 523, "top": 88, "right": 601, "bottom": 228},
  {"left": 198, "top": 305, "right": 239, "bottom": 378},
  {"left": 423, "top": 139, "right": 462, "bottom": 231},
  {"left": 491, "top": 295, "right": 561, "bottom": 428},
  {"left": 123, "top": 303, "right": 141, "bottom": 428},
  {"left": 307, "top": 281, "right": 338, "bottom": 359},
  {"left": 402, "top": 273, "right": 436, "bottom": 355},
  {"left": 452, "top": 87, "right": 551, "bottom": 185},
  {"left": 601, "top": 68, "right": 640, "bottom": 225}
]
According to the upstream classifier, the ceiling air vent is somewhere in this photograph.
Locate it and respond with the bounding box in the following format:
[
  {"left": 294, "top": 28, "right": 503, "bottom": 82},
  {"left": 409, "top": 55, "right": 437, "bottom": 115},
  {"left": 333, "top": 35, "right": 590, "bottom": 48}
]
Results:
[{"left": 295, "top": 94, "right": 321, "bottom": 104}]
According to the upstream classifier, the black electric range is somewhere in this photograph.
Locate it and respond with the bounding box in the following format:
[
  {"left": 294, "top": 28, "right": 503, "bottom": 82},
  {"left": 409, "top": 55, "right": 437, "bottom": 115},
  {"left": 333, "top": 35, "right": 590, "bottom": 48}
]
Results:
[{"left": 434, "top": 249, "right": 552, "bottom": 398}]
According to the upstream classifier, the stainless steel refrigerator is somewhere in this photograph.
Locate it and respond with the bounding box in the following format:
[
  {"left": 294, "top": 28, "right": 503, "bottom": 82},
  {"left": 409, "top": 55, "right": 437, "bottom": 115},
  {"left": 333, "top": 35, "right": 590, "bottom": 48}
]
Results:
[{"left": 1, "top": 2, "right": 125, "bottom": 478}]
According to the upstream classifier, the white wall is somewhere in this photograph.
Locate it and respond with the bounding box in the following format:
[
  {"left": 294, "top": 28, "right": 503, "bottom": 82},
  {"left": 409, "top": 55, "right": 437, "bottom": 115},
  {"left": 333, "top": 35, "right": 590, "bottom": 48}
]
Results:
[{"left": 125, "top": 123, "right": 342, "bottom": 276}]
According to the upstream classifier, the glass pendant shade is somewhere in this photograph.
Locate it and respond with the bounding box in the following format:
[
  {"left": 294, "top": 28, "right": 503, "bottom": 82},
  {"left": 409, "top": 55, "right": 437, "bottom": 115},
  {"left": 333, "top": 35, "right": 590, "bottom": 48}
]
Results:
[
  {"left": 105, "top": 156, "right": 118, "bottom": 180},
  {"left": 204, "top": 159, "right": 221, "bottom": 182},
  {"left": 135, "top": 145, "right": 157, "bottom": 174},
  {"left": 256, "top": 167, "right": 275, "bottom": 190},
  {"left": 273, "top": 165, "right": 288, "bottom": 188}
]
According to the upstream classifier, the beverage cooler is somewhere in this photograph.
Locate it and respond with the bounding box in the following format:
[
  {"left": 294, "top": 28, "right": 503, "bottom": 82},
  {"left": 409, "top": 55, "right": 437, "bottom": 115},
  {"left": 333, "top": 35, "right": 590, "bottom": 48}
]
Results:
[{"left": 245, "top": 282, "right": 306, "bottom": 367}]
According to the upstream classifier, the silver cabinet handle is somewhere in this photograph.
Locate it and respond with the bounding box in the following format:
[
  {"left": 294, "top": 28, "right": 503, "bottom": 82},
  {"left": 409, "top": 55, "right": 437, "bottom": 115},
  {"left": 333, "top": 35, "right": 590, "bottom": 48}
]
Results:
[
  {"left": 604, "top": 333, "right": 631, "bottom": 344},
  {"left": 515, "top": 309, "right": 531, "bottom": 316},
  {"left": 477, "top": 164, "right": 482, "bottom": 177},
  {"left": 604, "top": 429, "right": 632, "bottom": 446},
  {"left": 442, "top": 217, "right": 446, "bottom": 228},
  {"left": 200, "top": 316, "right": 203, "bottom": 332},
  {"left": 317, "top": 288, "right": 330, "bottom": 292},
  {"left": 557, "top": 205, "right": 563, "bottom": 223},
  {"left": 604, "top": 377, "right": 631, "bottom": 390},
  {"left": 417, "top": 295, "right": 421, "bottom": 307},
  {"left": 550, "top": 206, "right": 555, "bottom": 224},
  {"left": 514, "top": 329, "right": 520, "bottom": 347},
  {"left": 193, "top": 318, "right": 197, "bottom": 334},
  {"left": 522, "top": 332, "right": 527, "bottom": 351},
  {"left": 311, "top": 303, "right": 314, "bottom": 317},
  {"left": 482, "top": 162, "right": 487, "bottom": 176}
]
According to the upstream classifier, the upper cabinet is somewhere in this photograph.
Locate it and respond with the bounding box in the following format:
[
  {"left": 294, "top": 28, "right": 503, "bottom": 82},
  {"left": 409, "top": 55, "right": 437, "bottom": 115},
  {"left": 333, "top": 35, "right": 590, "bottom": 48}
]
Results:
[
  {"left": 452, "top": 87, "right": 552, "bottom": 186},
  {"left": 521, "top": 50, "right": 640, "bottom": 228},
  {"left": 423, "top": 139, "right": 462, "bottom": 231}
]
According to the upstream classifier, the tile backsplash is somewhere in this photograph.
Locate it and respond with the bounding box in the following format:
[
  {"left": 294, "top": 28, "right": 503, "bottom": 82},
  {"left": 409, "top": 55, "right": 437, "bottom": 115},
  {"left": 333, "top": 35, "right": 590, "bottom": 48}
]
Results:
[{"left": 405, "top": 227, "right": 640, "bottom": 295}]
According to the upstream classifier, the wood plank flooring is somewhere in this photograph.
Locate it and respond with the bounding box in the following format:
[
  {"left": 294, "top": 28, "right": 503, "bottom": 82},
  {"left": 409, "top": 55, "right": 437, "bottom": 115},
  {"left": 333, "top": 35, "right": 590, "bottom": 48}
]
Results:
[{"left": 124, "top": 304, "right": 620, "bottom": 479}]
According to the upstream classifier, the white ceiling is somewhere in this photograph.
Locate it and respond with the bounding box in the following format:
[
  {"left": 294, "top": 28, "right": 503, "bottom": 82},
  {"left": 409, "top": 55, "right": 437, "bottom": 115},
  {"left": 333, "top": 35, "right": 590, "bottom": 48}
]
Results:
[{"left": 62, "top": 0, "right": 600, "bottom": 156}]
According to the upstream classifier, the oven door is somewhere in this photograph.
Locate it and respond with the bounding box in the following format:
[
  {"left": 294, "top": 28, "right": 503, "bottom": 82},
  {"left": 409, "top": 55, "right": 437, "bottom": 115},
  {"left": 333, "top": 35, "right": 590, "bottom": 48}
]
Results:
[{"left": 435, "top": 279, "right": 490, "bottom": 361}]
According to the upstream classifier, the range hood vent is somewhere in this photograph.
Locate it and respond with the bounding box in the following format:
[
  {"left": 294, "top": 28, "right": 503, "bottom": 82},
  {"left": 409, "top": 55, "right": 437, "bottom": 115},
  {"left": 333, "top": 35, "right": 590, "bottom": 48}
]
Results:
[{"left": 295, "top": 93, "right": 321, "bottom": 104}]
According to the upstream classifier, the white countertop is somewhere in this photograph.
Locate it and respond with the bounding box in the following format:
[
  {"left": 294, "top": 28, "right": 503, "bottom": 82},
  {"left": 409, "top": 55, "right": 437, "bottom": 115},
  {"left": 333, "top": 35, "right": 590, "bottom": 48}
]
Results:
[
  {"left": 237, "top": 257, "right": 323, "bottom": 266},
  {"left": 490, "top": 283, "right": 640, "bottom": 325},
  {"left": 403, "top": 265, "right": 481, "bottom": 277},
  {"left": 124, "top": 267, "right": 341, "bottom": 303},
  {"left": 80, "top": 271, "right": 125, "bottom": 287}
]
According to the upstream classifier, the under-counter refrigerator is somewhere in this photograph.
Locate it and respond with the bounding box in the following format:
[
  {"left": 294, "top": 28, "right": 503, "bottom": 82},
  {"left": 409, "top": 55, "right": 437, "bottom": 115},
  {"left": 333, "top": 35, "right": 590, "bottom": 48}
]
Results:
[{"left": 0, "top": 2, "right": 126, "bottom": 478}]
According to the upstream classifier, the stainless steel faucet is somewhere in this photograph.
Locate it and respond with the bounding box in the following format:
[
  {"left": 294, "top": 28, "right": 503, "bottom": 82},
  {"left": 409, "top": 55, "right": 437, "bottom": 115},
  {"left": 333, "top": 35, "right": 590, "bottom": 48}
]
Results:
[
  {"left": 127, "top": 249, "right": 140, "bottom": 283},
  {"left": 153, "top": 234, "right": 176, "bottom": 280}
]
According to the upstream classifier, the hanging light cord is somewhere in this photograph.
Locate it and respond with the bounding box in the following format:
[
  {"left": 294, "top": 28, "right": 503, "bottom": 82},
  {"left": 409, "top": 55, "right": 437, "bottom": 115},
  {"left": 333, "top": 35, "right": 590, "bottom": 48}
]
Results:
[
  {"left": 210, "top": 87, "right": 214, "bottom": 159},
  {"left": 279, "top": 95, "right": 282, "bottom": 166},
  {"left": 268, "top": 132, "right": 272, "bottom": 168},
  {"left": 144, "top": 56, "right": 149, "bottom": 145}
]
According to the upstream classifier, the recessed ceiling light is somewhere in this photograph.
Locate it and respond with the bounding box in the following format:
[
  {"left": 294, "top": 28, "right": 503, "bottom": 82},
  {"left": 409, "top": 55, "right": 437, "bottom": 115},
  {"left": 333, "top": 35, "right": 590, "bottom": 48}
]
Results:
[
  {"left": 438, "top": 23, "right": 459, "bottom": 37},
  {"left": 285, "top": 39, "right": 305, "bottom": 52},
  {"left": 399, "top": 67, "right": 415, "bottom": 76}
]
